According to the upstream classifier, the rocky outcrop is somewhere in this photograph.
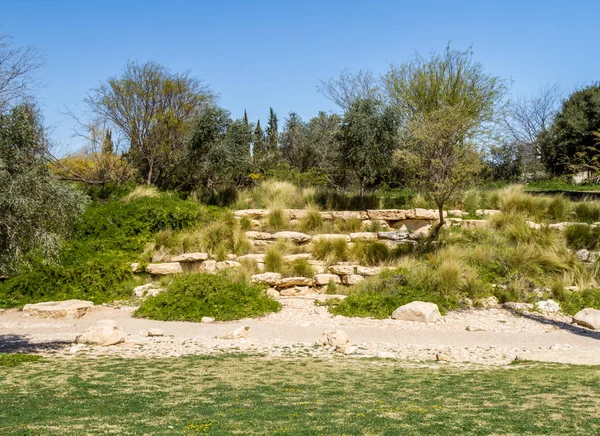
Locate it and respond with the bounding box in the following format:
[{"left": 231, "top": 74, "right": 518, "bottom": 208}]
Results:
[
  {"left": 76, "top": 320, "right": 125, "bottom": 346},
  {"left": 22, "top": 300, "right": 94, "bottom": 319},
  {"left": 391, "top": 301, "right": 442, "bottom": 323}
]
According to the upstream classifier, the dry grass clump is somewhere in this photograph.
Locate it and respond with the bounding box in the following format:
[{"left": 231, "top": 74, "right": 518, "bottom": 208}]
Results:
[
  {"left": 266, "top": 208, "right": 290, "bottom": 231},
  {"left": 298, "top": 209, "right": 324, "bottom": 233},
  {"left": 236, "top": 180, "right": 315, "bottom": 210},
  {"left": 124, "top": 185, "right": 160, "bottom": 201},
  {"left": 264, "top": 246, "right": 284, "bottom": 273},
  {"left": 335, "top": 218, "right": 363, "bottom": 233},
  {"left": 312, "top": 239, "right": 350, "bottom": 264}
]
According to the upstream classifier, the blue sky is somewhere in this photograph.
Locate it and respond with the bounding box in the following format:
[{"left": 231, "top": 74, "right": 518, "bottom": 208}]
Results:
[{"left": 3, "top": 0, "right": 600, "bottom": 152}]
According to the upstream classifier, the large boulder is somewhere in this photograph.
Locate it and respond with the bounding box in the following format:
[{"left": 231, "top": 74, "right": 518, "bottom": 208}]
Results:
[
  {"left": 76, "top": 320, "right": 125, "bottom": 346},
  {"left": 391, "top": 301, "right": 442, "bottom": 323},
  {"left": 169, "top": 252, "right": 209, "bottom": 262},
  {"left": 343, "top": 274, "right": 364, "bottom": 285},
  {"left": 22, "top": 300, "right": 94, "bottom": 319},
  {"left": 272, "top": 231, "right": 312, "bottom": 243},
  {"left": 251, "top": 272, "right": 282, "bottom": 286},
  {"left": 147, "top": 262, "right": 183, "bottom": 275},
  {"left": 572, "top": 308, "right": 600, "bottom": 330},
  {"left": 314, "top": 273, "right": 342, "bottom": 285}
]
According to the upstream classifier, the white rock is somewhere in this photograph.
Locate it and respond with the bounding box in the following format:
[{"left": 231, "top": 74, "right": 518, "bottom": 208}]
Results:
[
  {"left": 312, "top": 234, "right": 351, "bottom": 243},
  {"left": 244, "top": 231, "right": 273, "bottom": 240},
  {"left": 266, "top": 288, "right": 280, "bottom": 298},
  {"left": 526, "top": 221, "right": 541, "bottom": 230},
  {"left": 535, "top": 299, "right": 561, "bottom": 313},
  {"left": 220, "top": 326, "right": 249, "bottom": 339},
  {"left": 328, "top": 265, "right": 357, "bottom": 275},
  {"left": 475, "top": 209, "right": 501, "bottom": 217},
  {"left": 377, "top": 231, "right": 409, "bottom": 241},
  {"left": 201, "top": 317, "right": 215, "bottom": 323},
  {"left": 76, "top": 320, "right": 125, "bottom": 346},
  {"left": 146, "top": 262, "right": 183, "bottom": 275},
  {"left": 215, "top": 260, "right": 242, "bottom": 270},
  {"left": 343, "top": 345, "right": 358, "bottom": 355},
  {"left": 170, "top": 252, "right": 209, "bottom": 262},
  {"left": 146, "top": 288, "right": 165, "bottom": 297},
  {"left": 356, "top": 266, "right": 381, "bottom": 276},
  {"left": 314, "top": 274, "right": 342, "bottom": 285},
  {"left": 376, "top": 350, "right": 396, "bottom": 359},
  {"left": 479, "top": 296, "right": 499, "bottom": 309},
  {"left": 408, "top": 225, "right": 431, "bottom": 240},
  {"left": 199, "top": 260, "right": 217, "bottom": 273},
  {"left": 503, "top": 302, "right": 533, "bottom": 311},
  {"left": 572, "top": 308, "right": 600, "bottom": 330},
  {"left": 131, "top": 262, "right": 142, "bottom": 273},
  {"left": 147, "top": 328, "right": 164, "bottom": 337},
  {"left": 343, "top": 274, "right": 364, "bottom": 285},
  {"left": 251, "top": 272, "right": 283, "bottom": 286},
  {"left": 367, "top": 210, "right": 407, "bottom": 221},
  {"left": 276, "top": 277, "right": 314, "bottom": 288},
  {"left": 548, "top": 222, "right": 575, "bottom": 231},
  {"left": 461, "top": 219, "right": 489, "bottom": 229},
  {"left": 318, "top": 330, "right": 350, "bottom": 351},
  {"left": 282, "top": 253, "right": 312, "bottom": 262},
  {"left": 279, "top": 286, "right": 311, "bottom": 296},
  {"left": 22, "top": 300, "right": 94, "bottom": 319},
  {"left": 391, "top": 301, "right": 442, "bottom": 323},
  {"left": 272, "top": 231, "right": 312, "bottom": 243},
  {"left": 237, "top": 253, "right": 266, "bottom": 263},
  {"left": 576, "top": 249, "right": 591, "bottom": 262},
  {"left": 408, "top": 208, "right": 447, "bottom": 220},
  {"left": 349, "top": 232, "right": 378, "bottom": 241}
]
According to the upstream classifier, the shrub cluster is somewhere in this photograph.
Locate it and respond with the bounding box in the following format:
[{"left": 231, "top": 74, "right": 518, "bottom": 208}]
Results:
[{"left": 134, "top": 273, "right": 281, "bottom": 321}]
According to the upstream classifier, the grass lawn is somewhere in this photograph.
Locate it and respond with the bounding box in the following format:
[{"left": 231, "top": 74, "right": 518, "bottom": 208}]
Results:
[{"left": 1, "top": 355, "right": 599, "bottom": 435}]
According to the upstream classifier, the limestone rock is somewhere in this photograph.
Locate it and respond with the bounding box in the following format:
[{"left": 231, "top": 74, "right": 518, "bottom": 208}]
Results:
[
  {"left": 312, "top": 234, "right": 351, "bottom": 242},
  {"left": 343, "top": 274, "right": 364, "bottom": 285},
  {"left": 131, "top": 262, "right": 142, "bottom": 273},
  {"left": 356, "top": 266, "right": 381, "bottom": 276},
  {"left": 215, "top": 260, "right": 242, "bottom": 270},
  {"left": 572, "top": 308, "right": 600, "bottom": 330},
  {"left": 276, "top": 277, "right": 314, "bottom": 288},
  {"left": 479, "top": 296, "right": 500, "bottom": 309},
  {"left": 237, "top": 253, "right": 266, "bottom": 263},
  {"left": 287, "top": 209, "right": 307, "bottom": 219},
  {"left": 133, "top": 283, "right": 164, "bottom": 298},
  {"left": 376, "top": 350, "right": 396, "bottom": 359},
  {"left": 76, "top": 320, "right": 125, "bottom": 346},
  {"left": 22, "top": 300, "right": 94, "bottom": 319},
  {"left": 408, "top": 225, "right": 431, "bottom": 240},
  {"left": 332, "top": 211, "right": 369, "bottom": 220},
  {"left": 576, "top": 249, "right": 591, "bottom": 262},
  {"left": 367, "top": 209, "right": 407, "bottom": 221},
  {"left": 548, "top": 222, "right": 575, "bottom": 231},
  {"left": 526, "top": 221, "right": 541, "bottom": 230},
  {"left": 314, "top": 274, "right": 342, "bottom": 285},
  {"left": 391, "top": 301, "right": 442, "bottom": 323},
  {"left": 234, "top": 209, "right": 269, "bottom": 218},
  {"left": 448, "top": 210, "right": 465, "bottom": 217},
  {"left": 147, "top": 262, "right": 183, "bottom": 275},
  {"left": 407, "top": 208, "right": 443, "bottom": 220},
  {"left": 266, "top": 288, "right": 280, "bottom": 298},
  {"left": 272, "top": 231, "right": 312, "bottom": 243},
  {"left": 199, "top": 260, "right": 217, "bottom": 273},
  {"left": 279, "top": 286, "right": 311, "bottom": 296},
  {"left": 329, "top": 265, "right": 357, "bottom": 275},
  {"left": 535, "top": 299, "right": 561, "bottom": 313},
  {"left": 349, "top": 232, "right": 378, "bottom": 241},
  {"left": 377, "top": 231, "right": 408, "bottom": 241},
  {"left": 201, "top": 317, "right": 215, "bottom": 323},
  {"left": 245, "top": 231, "right": 273, "bottom": 240},
  {"left": 343, "top": 345, "right": 358, "bottom": 355},
  {"left": 220, "top": 326, "right": 249, "bottom": 339},
  {"left": 503, "top": 302, "right": 533, "bottom": 311},
  {"left": 146, "top": 288, "right": 165, "bottom": 297},
  {"left": 251, "top": 272, "right": 283, "bottom": 286},
  {"left": 318, "top": 330, "right": 350, "bottom": 352},
  {"left": 170, "top": 252, "right": 209, "bottom": 262}
]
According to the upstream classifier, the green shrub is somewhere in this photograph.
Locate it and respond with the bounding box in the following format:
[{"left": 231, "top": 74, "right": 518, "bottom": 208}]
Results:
[
  {"left": 266, "top": 208, "right": 289, "bottom": 231},
  {"left": 313, "top": 238, "right": 349, "bottom": 263},
  {"left": 134, "top": 273, "right": 280, "bottom": 322},
  {"left": 553, "top": 288, "right": 600, "bottom": 315},
  {"left": 564, "top": 224, "right": 600, "bottom": 250},
  {"left": 288, "top": 258, "right": 314, "bottom": 278},
  {"left": 331, "top": 269, "right": 451, "bottom": 319},
  {"left": 203, "top": 186, "right": 239, "bottom": 207},
  {"left": 265, "top": 246, "right": 284, "bottom": 273},
  {"left": 314, "top": 190, "right": 379, "bottom": 211},
  {"left": 240, "top": 216, "right": 252, "bottom": 231},
  {"left": 350, "top": 241, "right": 391, "bottom": 266}
]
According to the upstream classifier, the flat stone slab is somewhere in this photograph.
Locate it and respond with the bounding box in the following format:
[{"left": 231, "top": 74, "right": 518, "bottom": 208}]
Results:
[
  {"left": 170, "top": 252, "right": 208, "bottom": 262},
  {"left": 147, "top": 262, "right": 183, "bottom": 275},
  {"left": 23, "top": 299, "right": 94, "bottom": 319}
]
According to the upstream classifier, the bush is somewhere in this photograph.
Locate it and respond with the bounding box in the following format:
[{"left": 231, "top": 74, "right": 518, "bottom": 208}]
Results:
[
  {"left": 134, "top": 273, "right": 280, "bottom": 321},
  {"left": 314, "top": 190, "right": 380, "bottom": 211},
  {"left": 313, "top": 238, "right": 349, "bottom": 264},
  {"left": 350, "top": 241, "right": 391, "bottom": 266},
  {"left": 564, "top": 224, "right": 600, "bottom": 250},
  {"left": 288, "top": 258, "right": 314, "bottom": 278},
  {"left": 554, "top": 288, "right": 600, "bottom": 315},
  {"left": 266, "top": 208, "right": 289, "bottom": 231},
  {"left": 331, "top": 268, "right": 451, "bottom": 319},
  {"left": 202, "top": 186, "right": 239, "bottom": 207},
  {"left": 573, "top": 201, "right": 600, "bottom": 223},
  {"left": 298, "top": 210, "right": 324, "bottom": 233},
  {"left": 335, "top": 218, "right": 363, "bottom": 233}
]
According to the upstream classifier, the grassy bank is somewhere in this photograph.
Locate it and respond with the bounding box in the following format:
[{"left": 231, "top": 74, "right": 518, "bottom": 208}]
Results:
[{"left": 1, "top": 355, "right": 599, "bottom": 435}]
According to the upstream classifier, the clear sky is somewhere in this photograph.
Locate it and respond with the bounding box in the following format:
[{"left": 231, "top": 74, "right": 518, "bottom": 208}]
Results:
[{"left": 2, "top": 0, "right": 600, "bottom": 152}]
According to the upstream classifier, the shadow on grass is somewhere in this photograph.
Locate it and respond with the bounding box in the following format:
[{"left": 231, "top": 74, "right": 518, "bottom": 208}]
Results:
[
  {"left": 503, "top": 308, "right": 600, "bottom": 340},
  {"left": 0, "top": 334, "right": 72, "bottom": 354}
]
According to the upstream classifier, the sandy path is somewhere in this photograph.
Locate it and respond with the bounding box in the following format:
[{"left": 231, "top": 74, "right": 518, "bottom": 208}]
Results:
[{"left": 1, "top": 295, "right": 599, "bottom": 365}]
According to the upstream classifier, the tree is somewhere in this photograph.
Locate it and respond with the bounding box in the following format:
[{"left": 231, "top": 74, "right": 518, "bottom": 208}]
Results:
[
  {"left": 386, "top": 46, "right": 506, "bottom": 242},
  {"left": 539, "top": 83, "right": 600, "bottom": 177},
  {"left": 266, "top": 107, "right": 279, "bottom": 153},
  {"left": 281, "top": 112, "right": 319, "bottom": 171},
  {"left": 85, "top": 61, "right": 213, "bottom": 186},
  {"left": 318, "top": 69, "right": 381, "bottom": 111},
  {"left": 0, "top": 105, "right": 88, "bottom": 275},
  {"left": 337, "top": 98, "right": 398, "bottom": 196},
  {"left": 252, "top": 120, "right": 267, "bottom": 171},
  {"left": 501, "top": 83, "right": 560, "bottom": 174},
  {"left": 0, "top": 34, "right": 44, "bottom": 110}
]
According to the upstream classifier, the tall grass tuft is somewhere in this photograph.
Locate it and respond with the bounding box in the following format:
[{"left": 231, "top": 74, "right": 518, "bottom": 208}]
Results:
[
  {"left": 265, "top": 246, "right": 284, "bottom": 273},
  {"left": 124, "top": 185, "right": 160, "bottom": 202},
  {"left": 299, "top": 209, "right": 324, "bottom": 233},
  {"left": 266, "top": 208, "right": 289, "bottom": 231},
  {"left": 313, "top": 238, "right": 349, "bottom": 264}
]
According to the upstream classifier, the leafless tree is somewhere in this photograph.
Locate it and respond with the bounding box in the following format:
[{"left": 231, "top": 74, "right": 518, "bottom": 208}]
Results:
[
  {"left": 0, "top": 34, "right": 44, "bottom": 110},
  {"left": 317, "top": 69, "right": 381, "bottom": 111}
]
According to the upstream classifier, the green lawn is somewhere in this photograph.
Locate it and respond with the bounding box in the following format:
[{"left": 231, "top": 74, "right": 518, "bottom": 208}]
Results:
[{"left": 1, "top": 355, "right": 599, "bottom": 435}]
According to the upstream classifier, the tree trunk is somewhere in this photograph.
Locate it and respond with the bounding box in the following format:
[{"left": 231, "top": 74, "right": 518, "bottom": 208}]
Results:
[
  {"left": 424, "top": 204, "right": 445, "bottom": 248},
  {"left": 146, "top": 161, "right": 153, "bottom": 185},
  {"left": 359, "top": 178, "right": 365, "bottom": 197}
]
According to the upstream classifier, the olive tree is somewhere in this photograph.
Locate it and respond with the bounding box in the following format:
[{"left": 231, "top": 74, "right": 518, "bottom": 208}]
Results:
[{"left": 385, "top": 46, "right": 506, "bottom": 242}]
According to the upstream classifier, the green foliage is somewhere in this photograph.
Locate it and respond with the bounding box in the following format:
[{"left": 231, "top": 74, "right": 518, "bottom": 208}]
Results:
[
  {"left": 134, "top": 273, "right": 280, "bottom": 321},
  {"left": 350, "top": 241, "right": 391, "bottom": 265},
  {"left": 266, "top": 208, "right": 289, "bottom": 231},
  {"left": 264, "top": 246, "right": 284, "bottom": 273},
  {"left": 554, "top": 288, "right": 600, "bottom": 315},
  {"left": 312, "top": 238, "right": 349, "bottom": 264},
  {"left": 335, "top": 217, "right": 363, "bottom": 233},
  {"left": 288, "top": 258, "right": 314, "bottom": 278},
  {"left": 0, "top": 354, "right": 42, "bottom": 368},
  {"left": 298, "top": 210, "right": 323, "bottom": 232},
  {"left": 314, "top": 190, "right": 380, "bottom": 210},
  {"left": 573, "top": 201, "right": 600, "bottom": 223},
  {"left": 564, "top": 224, "right": 600, "bottom": 250},
  {"left": 0, "top": 106, "right": 89, "bottom": 275},
  {"left": 331, "top": 268, "right": 451, "bottom": 318}
]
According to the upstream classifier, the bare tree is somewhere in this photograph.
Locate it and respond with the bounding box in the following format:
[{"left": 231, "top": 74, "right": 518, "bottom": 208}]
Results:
[
  {"left": 317, "top": 69, "right": 381, "bottom": 111},
  {"left": 0, "top": 34, "right": 44, "bottom": 110},
  {"left": 501, "top": 83, "right": 561, "bottom": 171}
]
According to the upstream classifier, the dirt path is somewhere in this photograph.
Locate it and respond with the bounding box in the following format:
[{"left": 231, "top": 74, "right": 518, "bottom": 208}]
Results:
[{"left": 1, "top": 295, "right": 599, "bottom": 365}]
